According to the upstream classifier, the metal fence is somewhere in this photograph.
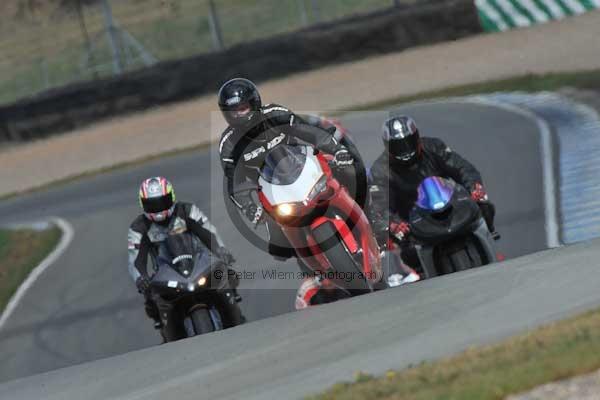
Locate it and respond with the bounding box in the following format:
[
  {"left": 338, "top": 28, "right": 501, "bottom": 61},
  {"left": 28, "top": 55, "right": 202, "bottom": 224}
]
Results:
[{"left": 0, "top": 0, "right": 418, "bottom": 105}]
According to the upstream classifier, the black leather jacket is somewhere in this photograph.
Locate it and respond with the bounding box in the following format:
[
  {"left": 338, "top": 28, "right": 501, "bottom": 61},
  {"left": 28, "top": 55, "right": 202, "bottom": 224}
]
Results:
[
  {"left": 128, "top": 202, "right": 223, "bottom": 281},
  {"left": 368, "top": 137, "right": 483, "bottom": 224},
  {"left": 218, "top": 104, "right": 340, "bottom": 211}
]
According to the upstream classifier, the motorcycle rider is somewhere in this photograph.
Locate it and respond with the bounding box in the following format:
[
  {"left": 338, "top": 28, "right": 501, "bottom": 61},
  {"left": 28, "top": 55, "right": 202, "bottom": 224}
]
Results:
[
  {"left": 218, "top": 78, "right": 354, "bottom": 254},
  {"left": 368, "top": 115, "right": 496, "bottom": 269},
  {"left": 218, "top": 78, "right": 357, "bottom": 308},
  {"left": 128, "top": 176, "right": 242, "bottom": 329}
]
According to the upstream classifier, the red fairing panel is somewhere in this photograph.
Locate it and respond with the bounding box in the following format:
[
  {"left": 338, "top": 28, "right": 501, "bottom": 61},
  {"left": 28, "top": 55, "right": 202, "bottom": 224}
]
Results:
[{"left": 309, "top": 182, "right": 382, "bottom": 283}]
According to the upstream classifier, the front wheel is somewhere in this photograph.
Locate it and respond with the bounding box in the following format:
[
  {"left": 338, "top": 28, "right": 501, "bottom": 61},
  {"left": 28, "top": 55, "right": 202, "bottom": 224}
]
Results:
[
  {"left": 312, "top": 221, "right": 371, "bottom": 296},
  {"left": 189, "top": 306, "right": 216, "bottom": 336}
]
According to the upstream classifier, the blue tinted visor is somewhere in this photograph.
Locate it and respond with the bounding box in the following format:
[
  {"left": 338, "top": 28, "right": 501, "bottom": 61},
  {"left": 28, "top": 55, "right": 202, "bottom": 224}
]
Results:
[{"left": 416, "top": 177, "right": 455, "bottom": 212}]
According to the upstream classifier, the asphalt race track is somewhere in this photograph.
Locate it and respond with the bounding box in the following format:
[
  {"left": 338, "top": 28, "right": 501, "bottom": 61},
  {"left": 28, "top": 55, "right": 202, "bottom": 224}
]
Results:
[
  {"left": 0, "top": 101, "right": 550, "bottom": 385},
  {"left": 3, "top": 239, "right": 600, "bottom": 400}
]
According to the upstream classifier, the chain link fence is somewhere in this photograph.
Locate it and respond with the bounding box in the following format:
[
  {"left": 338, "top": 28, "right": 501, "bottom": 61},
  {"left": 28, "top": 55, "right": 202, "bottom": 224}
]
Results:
[{"left": 0, "top": 0, "right": 420, "bottom": 105}]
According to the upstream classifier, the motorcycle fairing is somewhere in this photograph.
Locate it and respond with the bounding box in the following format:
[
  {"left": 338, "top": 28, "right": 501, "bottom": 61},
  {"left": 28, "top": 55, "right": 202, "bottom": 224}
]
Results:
[
  {"left": 410, "top": 183, "right": 480, "bottom": 244},
  {"left": 152, "top": 250, "right": 226, "bottom": 294},
  {"left": 257, "top": 144, "right": 382, "bottom": 286},
  {"left": 308, "top": 185, "right": 382, "bottom": 282},
  {"left": 259, "top": 146, "right": 324, "bottom": 206}
]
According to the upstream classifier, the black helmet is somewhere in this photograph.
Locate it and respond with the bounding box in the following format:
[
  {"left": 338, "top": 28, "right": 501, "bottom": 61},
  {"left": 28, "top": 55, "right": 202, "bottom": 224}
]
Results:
[
  {"left": 218, "top": 78, "right": 262, "bottom": 128},
  {"left": 382, "top": 116, "right": 421, "bottom": 165}
]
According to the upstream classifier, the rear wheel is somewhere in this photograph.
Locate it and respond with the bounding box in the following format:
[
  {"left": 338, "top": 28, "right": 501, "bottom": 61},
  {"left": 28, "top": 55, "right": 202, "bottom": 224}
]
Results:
[
  {"left": 189, "top": 306, "right": 215, "bottom": 336},
  {"left": 437, "top": 236, "right": 485, "bottom": 274},
  {"left": 312, "top": 221, "right": 371, "bottom": 295}
]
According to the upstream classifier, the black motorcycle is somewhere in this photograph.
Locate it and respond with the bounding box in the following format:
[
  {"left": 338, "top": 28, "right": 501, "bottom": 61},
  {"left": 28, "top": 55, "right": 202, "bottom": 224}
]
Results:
[
  {"left": 407, "top": 176, "right": 499, "bottom": 278},
  {"left": 149, "top": 233, "right": 244, "bottom": 342}
]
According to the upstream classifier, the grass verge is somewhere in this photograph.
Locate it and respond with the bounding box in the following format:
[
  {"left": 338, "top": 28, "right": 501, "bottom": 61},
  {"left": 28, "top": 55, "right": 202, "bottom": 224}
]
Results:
[
  {"left": 0, "top": 0, "right": 408, "bottom": 104},
  {"left": 0, "top": 226, "right": 62, "bottom": 313},
  {"left": 341, "top": 69, "right": 600, "bottom": 112},
  {"left": 309, "top": 307, "right": 600, "bottom": 400}
]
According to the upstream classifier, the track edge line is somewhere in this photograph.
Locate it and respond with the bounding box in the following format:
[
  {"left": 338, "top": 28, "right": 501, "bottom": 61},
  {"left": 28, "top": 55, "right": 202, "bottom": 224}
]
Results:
[
  {"left": 462, "top": 96, "right": 561, "bottom": 248},
  {"left": 0, "top": 217, "right": 74, "bottom": 331}
]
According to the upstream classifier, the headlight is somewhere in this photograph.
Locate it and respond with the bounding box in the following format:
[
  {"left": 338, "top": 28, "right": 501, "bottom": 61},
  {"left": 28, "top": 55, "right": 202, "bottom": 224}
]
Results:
[
  {"left": 197, "top": 276, "right": 207, "bottom": 286},
  {"left": 306, "top": 174, "right": 328, "bottom": 202},
  {"left": 276, "top": 203, "right": 295, "bottom": 217}
]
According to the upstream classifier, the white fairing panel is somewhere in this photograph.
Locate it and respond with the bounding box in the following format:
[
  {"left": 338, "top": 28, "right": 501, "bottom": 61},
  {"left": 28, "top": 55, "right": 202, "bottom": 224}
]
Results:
[{"left": 259, "top": 147, "right": 323, "bottom": 206}]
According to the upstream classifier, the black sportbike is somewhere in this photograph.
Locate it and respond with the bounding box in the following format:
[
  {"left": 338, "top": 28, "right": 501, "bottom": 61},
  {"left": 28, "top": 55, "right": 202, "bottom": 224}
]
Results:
[
  {"left": 149, "top": 233, "right": 244, "bottom": 342},
  {"left": 406, "top": 176, "right": 499, "bottom": 278}
]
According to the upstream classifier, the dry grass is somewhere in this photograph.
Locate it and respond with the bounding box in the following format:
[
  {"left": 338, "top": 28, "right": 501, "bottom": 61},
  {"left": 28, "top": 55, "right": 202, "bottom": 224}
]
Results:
[
  {"left": 309, "top": 308, "right": 600, "bottom": 400},
  {"left": 0, "top": 0, "right": 407, "bottom": 103},
  {"left": 0, "top": 227, "right": 62, "bottom": 312}
]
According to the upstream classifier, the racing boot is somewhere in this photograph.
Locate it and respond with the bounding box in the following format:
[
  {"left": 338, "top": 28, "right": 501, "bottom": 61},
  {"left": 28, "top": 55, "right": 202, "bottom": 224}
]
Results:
[{"left": 381, "top": 249, "right": 421, "bottom": 287}]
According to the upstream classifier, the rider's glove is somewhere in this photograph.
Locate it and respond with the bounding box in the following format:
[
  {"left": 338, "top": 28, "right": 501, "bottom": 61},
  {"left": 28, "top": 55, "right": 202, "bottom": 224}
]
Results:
[
  {"left": 242, "top": 202, "right": 263, "bottom": 224},
  {"left": 332, "top": 148, "right": 354, "bottom": 167},
  {"left": 135, "top": 276, "right": 151, "bottom": 295},
  {"left": 470, "top": 183, "right": 489, "bottom": 203},
  {"left": 216, "top": 247, "right": 236, "bottom": 265},
  {"left": 390, "top": 221, "right": 411, "bottom": 242}
]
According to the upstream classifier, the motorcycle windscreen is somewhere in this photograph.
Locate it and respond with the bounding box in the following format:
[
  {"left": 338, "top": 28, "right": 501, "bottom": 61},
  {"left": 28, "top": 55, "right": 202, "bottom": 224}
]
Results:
[
  {"left": 260, "top": 145, "right": 307, "bottom": 185},
  {"left": 162, "top": 233, "right": 205, "bottom": 276},
  {"left": 415, "top": 177, "right": 455, "bottom": 212}
]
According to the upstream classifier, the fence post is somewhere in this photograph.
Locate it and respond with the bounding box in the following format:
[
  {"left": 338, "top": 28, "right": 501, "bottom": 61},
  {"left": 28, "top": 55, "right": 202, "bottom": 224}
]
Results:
[
  {"left": 39, "top": 58, "right": 50, "bottom": 90},
  {"left": 207, "top": 0, "right": 224, "bottom": 51},
  {"left": 77, "top": 0, "right": 99, "bottom": 79},
  {"left": 101, "top": 0, "right": 123, "bottom": 75},
  {"left": 310, "top": 0, "right": 320, "bottom": 22},
  {"left": 296, "top": 0, "right": 309, "bottom": 25}
]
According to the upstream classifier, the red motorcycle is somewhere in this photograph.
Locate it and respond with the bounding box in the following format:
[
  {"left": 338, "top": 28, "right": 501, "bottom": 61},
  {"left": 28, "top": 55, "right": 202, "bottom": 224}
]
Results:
[{"left": 236, "top": 142, "right": 384, "bottom": 300}]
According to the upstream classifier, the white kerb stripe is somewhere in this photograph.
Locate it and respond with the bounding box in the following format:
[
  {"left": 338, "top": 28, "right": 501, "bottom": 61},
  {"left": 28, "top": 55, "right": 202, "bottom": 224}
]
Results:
[
  {"left": 562, "top": 0, "right": 586, "bottom": 13},
  {"left": 519, "top": 0, "right": 550, "bottom": 22},
  {"left": 476, "top": 0, "right": 510, "bottom": 30},
  {"left": 495, "top": 0, "right": 533, "bottom": 26},
  {"left": 538, "top": 0, "right": 566, "bottom": 18}
]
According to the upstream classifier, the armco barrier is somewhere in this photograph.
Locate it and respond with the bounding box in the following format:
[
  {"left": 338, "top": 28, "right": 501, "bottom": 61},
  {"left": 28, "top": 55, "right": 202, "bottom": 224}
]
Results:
[
  {"left": 476, "top": 0, "right": 599, "bottom": 31},
  {"left": 0, "top": 0, "right": 481, "bottom": 143}
]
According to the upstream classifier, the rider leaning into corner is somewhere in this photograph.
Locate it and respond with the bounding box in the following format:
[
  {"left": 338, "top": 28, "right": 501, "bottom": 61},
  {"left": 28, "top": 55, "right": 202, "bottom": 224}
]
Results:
[
  {"left": 128, "top": 176, "right": 243, "bottom": 331},
  {"left": 368, "top": 115, "right": 497, "bottom": 273},
  {"left": 217, "top": 78, "right": 358, "bottom": 308}
]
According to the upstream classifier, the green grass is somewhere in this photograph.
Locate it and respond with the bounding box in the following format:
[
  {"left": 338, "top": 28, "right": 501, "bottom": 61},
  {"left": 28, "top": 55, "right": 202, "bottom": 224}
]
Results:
[
  {"left": 0, "top": 226, "right": 62, "bottom": 312},
  {"left": 342, "top": 69, "right": 600, "bottom": 112},
  {"left": 309, "top": 307, "right": 600, "bottom": 400},
  {"left": 0, "top": 0, "right": 416, "bottom": 104}
]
